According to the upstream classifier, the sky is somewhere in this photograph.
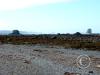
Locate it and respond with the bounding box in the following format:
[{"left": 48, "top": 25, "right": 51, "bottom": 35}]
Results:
[{"left": 0, "top": 0, "right": 100, "bottom": 34}]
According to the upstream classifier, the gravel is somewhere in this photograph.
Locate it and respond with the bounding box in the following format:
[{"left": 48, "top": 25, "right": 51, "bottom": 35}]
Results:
[{"left": 0, "top": 44, "right": 99, "bottom": 75}]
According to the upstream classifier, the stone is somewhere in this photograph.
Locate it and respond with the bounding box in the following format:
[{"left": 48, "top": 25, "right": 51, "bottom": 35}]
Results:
[{"left": 64, "top": 72, "right": 81, "bottom": 75}]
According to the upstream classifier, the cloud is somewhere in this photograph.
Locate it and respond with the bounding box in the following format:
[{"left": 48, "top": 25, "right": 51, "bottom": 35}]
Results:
[{"left": 0, "top": 0, "right": 78, "bottom": 11}]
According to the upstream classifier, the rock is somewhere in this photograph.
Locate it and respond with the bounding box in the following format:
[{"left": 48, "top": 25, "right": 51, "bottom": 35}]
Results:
[
  {"left": 96, "top": 65, "right": 100, "bottom": 68},
  {"left": 89, "top": 71, "right": 93, "bottom": 74},
  {"left": 23, "top": 60, "right": 31, "bottom": 64},
  {"left": 64, "top": 72, "right": 81, "bottom": 75}
]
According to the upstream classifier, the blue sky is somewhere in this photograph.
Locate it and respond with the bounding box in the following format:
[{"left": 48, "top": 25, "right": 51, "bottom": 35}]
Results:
[{"left": 0, "top": 0, "right": 100, "bottom": 34}]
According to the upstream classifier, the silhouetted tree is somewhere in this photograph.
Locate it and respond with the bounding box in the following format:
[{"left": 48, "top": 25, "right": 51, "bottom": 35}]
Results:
[
  {"left": 12, "top": 30, "right": 20, "bottom": 35},
  {"left": 74, "top": 32, "right": 82, "bottom": 36},
  {"left": 9, "top": 30, "right": 21, "bottom": 36},
  {"left": 87, "top": 28, "right": 92, "bottom": 34}
]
